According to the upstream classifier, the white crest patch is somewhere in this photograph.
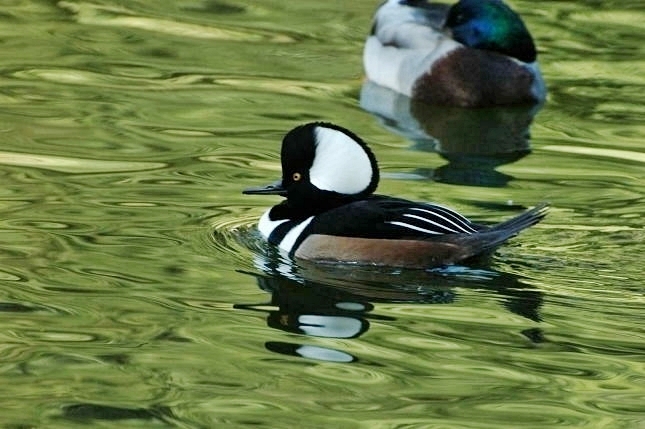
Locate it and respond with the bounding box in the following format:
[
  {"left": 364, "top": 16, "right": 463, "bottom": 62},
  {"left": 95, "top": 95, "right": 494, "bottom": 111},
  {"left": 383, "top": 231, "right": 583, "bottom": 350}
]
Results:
[{"left": 309, "top": 126, "right": 373, "bottom": 195}]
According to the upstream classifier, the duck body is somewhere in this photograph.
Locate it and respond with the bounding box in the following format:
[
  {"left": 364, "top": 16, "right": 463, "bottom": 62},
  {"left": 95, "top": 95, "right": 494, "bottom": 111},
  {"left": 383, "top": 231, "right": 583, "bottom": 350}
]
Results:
[
  {"left": 244, "top": 122, "right": 548, "bottom": 269},
  {"left": 364, "top": 0, "right": 546, "bottom": 107}
]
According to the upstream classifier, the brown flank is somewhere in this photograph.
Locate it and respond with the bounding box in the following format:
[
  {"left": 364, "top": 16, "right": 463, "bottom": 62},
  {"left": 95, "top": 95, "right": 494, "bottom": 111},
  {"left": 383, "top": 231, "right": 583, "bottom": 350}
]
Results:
[{"left": 294, "top": 234, "right": 476, "bottom": 268}]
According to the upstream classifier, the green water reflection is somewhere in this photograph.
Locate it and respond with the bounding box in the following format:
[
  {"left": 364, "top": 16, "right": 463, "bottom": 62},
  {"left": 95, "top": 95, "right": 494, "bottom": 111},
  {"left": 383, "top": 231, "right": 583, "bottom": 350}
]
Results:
[{"left": 0, "top": 1, "right": 644, "bottom": 428}]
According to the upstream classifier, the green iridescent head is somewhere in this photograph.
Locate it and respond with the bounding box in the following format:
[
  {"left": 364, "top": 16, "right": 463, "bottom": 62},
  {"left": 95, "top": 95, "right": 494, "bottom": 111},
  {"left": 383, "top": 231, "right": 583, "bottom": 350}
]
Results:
[{"left": 445, "top": 0, "right": 537, "bottom": 63}]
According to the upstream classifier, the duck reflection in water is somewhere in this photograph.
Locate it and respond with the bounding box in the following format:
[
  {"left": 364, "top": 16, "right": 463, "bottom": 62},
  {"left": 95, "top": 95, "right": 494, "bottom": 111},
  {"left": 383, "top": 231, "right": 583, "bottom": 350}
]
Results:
[
  {"left": 235, "top": 250, "right": 545, "bottom": 363},
  {"left": 359, "top": 81, "right": 543, "bottom": 187}
]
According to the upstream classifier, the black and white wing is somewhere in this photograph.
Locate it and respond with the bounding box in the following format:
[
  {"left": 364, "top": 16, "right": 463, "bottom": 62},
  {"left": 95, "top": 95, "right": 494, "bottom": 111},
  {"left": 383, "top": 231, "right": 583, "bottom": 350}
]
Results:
[
  {"left": 298, "top": 197, "right": 548, "bottom": 260},
  {"left": 384, "top": 202, "right": 480, "bottom": 236},
  {"left": 304, "top": 197, "right": 483, "bottom": 240}
]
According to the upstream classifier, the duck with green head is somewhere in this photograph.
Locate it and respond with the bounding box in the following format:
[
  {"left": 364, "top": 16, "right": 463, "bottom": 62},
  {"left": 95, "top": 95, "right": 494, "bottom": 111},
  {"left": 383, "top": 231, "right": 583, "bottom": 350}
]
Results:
[{"left": 364, "top": 0, "right": 546, "bottom": 107}]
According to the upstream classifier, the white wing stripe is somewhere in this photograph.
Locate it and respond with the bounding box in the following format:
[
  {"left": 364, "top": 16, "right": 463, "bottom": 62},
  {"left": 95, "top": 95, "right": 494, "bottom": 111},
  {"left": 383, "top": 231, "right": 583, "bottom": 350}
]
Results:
[
  {"left": 408, "top": 207, "right": 477, "bottom": 233},
  {"left": 402, "top": 214, "right": 461, "bottom": 233},
  {"left": 386, "top": 221, "right": 442, "bottom": 235},
  {"left": 425, "top": 205, "right": 473, "bottom": 225}
]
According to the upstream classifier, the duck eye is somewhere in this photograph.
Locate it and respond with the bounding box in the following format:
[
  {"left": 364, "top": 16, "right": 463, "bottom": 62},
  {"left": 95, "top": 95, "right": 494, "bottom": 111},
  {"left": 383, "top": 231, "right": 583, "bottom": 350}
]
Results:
[{"left": 292, "top": 172, "right": 302, "bottom": 181}]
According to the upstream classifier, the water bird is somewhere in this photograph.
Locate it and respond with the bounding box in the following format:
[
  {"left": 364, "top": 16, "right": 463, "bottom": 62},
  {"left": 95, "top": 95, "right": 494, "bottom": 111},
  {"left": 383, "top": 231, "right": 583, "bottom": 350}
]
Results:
[
  {"left": 243, "top": 122, "right": 548, "bottom": 268},
  {"left": 363, "top": 0, "right": 546, "bottom": 107}
]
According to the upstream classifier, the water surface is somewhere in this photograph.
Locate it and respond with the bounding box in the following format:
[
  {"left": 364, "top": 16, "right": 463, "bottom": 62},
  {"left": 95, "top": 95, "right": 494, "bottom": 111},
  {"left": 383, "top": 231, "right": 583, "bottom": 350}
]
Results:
[{"left": 0, "top": 1, "right": 644, "bottom": 428}]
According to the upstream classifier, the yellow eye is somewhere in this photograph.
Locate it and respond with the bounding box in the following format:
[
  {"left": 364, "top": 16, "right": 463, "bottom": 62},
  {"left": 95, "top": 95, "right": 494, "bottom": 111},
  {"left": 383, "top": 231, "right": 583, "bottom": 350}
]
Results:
[{"left": 292, "top": 172, "right": 302, "bottom": 181}]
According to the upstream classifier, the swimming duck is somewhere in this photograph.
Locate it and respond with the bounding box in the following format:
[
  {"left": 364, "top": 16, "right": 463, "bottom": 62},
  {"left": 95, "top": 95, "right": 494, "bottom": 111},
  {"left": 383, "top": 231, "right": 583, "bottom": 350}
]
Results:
[
  {"left": 363, "top": 0, "right": 546, "bottom": 107},
  {"left": 243, "top": 122, "right": 548, "bottom": 268}
]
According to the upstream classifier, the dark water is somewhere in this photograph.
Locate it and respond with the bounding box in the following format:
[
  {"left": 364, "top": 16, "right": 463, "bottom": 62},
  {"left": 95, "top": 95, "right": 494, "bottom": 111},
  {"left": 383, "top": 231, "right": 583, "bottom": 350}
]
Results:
[{"left": 1, "top": 1, "right": 644, "bottom": 428}]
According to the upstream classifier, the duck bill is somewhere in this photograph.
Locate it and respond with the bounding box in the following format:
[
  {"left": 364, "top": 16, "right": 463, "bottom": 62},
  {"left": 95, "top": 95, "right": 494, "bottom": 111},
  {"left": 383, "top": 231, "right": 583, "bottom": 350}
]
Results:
[{"left": 243, "top": 179, "right": 287, "bottom": 196}]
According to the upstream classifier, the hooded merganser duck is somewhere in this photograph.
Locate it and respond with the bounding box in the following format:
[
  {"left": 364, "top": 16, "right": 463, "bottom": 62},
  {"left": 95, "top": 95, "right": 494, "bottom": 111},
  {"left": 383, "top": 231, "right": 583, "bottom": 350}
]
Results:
[
  {"left": 243, "top": 122, "right": 548, "bottom": 268},
  {"left": 363, "top": 0, "right": 546, "bottom": 107}
]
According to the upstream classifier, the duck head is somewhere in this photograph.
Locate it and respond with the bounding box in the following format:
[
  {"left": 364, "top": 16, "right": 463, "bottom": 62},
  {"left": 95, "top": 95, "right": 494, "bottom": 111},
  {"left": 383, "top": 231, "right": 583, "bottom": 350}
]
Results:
[
  {"left": 244, "top": 122, "right": 379, "bottom": 214},
  {"left": 445, "top": 0, "right": 537, "bottom": 63}
]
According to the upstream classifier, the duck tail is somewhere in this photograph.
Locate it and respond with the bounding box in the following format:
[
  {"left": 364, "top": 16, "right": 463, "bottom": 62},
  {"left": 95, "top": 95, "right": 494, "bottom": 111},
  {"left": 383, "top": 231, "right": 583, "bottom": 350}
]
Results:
[
  {"left": 490, "top": 203, "right": 549, "bottom": 233},
  {"left": 478, "top": 203, "right": 549, "bottom": 252}
]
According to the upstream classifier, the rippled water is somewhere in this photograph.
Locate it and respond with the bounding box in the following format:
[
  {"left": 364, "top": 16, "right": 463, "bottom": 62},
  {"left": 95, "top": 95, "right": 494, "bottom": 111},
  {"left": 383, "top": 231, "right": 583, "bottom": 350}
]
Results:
[{"left": 1, "top": 1, "right": 644, "bottom": 428}]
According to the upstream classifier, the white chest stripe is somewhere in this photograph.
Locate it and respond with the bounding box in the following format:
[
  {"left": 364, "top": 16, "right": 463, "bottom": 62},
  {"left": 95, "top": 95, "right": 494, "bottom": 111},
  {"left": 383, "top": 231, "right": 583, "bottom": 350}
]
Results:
[
  {"left": 279, "top": 216, "right": 314, "bottom": 252},
  {"left": 258, "top": 209, "right": 288, "bottom": 240}
]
